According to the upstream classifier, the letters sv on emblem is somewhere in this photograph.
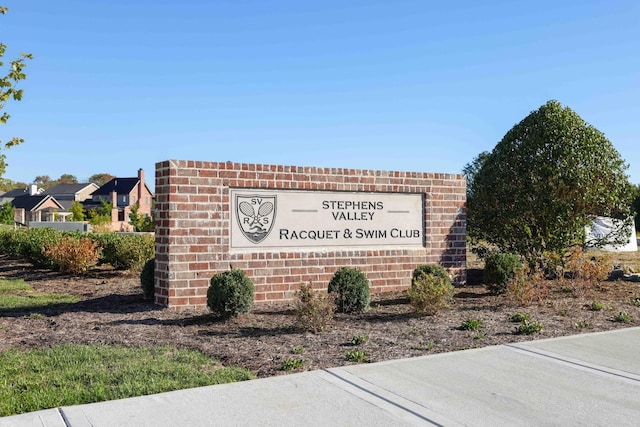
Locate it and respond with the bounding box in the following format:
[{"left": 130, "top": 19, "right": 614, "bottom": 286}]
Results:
[{"left": 236, "top": 194, "right": 277, "bottom": 244}]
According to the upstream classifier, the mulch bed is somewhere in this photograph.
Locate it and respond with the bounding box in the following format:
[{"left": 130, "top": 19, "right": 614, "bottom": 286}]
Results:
[{"left": 1, "top": 254, "right": 639, "bottom": 378}]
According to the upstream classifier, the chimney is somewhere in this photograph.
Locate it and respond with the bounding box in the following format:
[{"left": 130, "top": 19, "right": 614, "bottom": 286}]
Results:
[
  {"left": 28, "top": 184, "right": 38, "bottom": 196},
  {"left": 111, "top": 190, "right": 118, "bottom": 225},
  {"left": 138, "top": 168, "right": 144, "bottom": 205}
]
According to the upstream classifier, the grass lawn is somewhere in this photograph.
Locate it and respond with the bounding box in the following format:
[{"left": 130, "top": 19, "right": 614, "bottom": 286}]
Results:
[
  {"left": 0, "top": 344, "right": 255, "bottom": 417},
  {"left": 0, "top": 277, "right": 255, "bottom": 416},
  {"left": 0, "top": 278, "right": 79, "bottom": 312}
]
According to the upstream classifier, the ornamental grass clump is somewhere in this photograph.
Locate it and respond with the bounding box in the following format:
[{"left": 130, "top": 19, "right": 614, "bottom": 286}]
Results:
[
  {"left": 328, "top": 267, "right": 370, "bottom": 313},
  {"left": 207, "top": 269, "right": 254, "bottom": 318},
  {"left": 407, "top": 265, "right": 454, "bottom": 315}
]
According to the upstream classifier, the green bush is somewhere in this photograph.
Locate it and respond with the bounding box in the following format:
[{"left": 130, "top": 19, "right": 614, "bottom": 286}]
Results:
[
  {"left": 612, "top": 311, "right": 632, "bottom": 323},
  {"left": 282, "top": 358, "right": 304, "bottom": 371},
  {"left": 0, "top": 228, "right": 72, "bottom": 267},
  {"left": 514, "top": 320, "right": 543, "bottom": 335},
  {"left": 0, "top": 229, "right": 155, "bottom": 273},
  {"left": 0, "top": 202, "right": 15, "bottom": 225},
  {"left": 460, "top": 318, "right": 482, "bottom": 331},
  {"left": 328, "top": 267, "right": 370, "bottom": 313},
  {"left": 18, "top": 227, "right": 62, "bottom": 268},
  {"left": 90, "top": 233, "right": 154, "bottom": 270},
  {"left": 412, "top": 264, "right": 449, "bottom": 283},
  {"left": 510, "top": 312, "right": 531, "bottom": 323},
  {"left": 207, "top": 269, "right": 255, "bottom": 318},
  {"left": 140, "top": 258, "right": 155, "bottom": 300},
  {"left": 407, "top": 269, "right": 455, "bottom": 315},
  {"left": 0, "top": 228, "right": 28, "bottom": 257},
  {"left": 345, "top": 349, "right": 367, "bottom": 363},
  {"left": 484, "top": 252, "right": 523, "bottom": 295}
]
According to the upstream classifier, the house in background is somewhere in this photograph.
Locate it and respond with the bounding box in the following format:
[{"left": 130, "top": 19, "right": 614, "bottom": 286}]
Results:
[
  {"left": 0, "top": 185, "right": 44, "bottom": 206},
  {"left": 11, "top": 193, "right": 65, "bottom": 224},
  {"left": 0, "top": 169, "right": 153, "bottom": 231},
  {"left": 0, "top": 184, "right": 65, "bottom": 225},
  {"left": 86, "top": 169, "right": 153, "bottom": 231},
  {"left": 43, "top": 183, "right": 99, "bottom": 212}
]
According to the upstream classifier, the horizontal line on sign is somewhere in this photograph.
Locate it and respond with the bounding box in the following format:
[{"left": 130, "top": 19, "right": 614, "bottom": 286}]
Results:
[
  {"left": 291, "top": 209, "right": 318, "bottom": 213},
  {"left": 387, "top": 210, "right": 410, "bottom": 213}
]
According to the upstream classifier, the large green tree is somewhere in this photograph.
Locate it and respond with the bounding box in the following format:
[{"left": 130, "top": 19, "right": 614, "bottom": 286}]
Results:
[
  {"left": 462, "top": 150, "right": 489, "bottom": 238},
  {"left": 632, "top": 184, "right": 640, "bottom": 231},
  {"left": 468, "top": 100, "right": 633, "bottom": 269},
  {"left": 0, "top": 6, "right": 32, "bottom": 178}
]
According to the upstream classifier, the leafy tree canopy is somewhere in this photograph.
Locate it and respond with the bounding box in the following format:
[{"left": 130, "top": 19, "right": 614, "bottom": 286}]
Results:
[
  {"left": 468, "top": 100, "right": 633, "bottom": 269},
  {"left": 58, "top": 174, "right": 78, "bottom": 184},
  {"left": 33, "top": 175, "right": 50, "bottom": 187},
  {"left": 0, "top": 177, "right": 26, "bottom": 192},
  {"left": 70, "top": 200, "right": 85, "bottom": 222},
  {"left": 129, "top": 201, "right": 154, "bottom": 232},
  {"left": 0, "top": 6, "right": 32, "bottom": 179},
  {"left": 462, "top": 150, "right": 489, "bottom": 214},
  {"left": 0, "top": 200, "right": 14, "bottom": 224},
  {"left": 32, "top": 174, "right": 78, "bottom": 189},
  {"left": 632, "top": 184, "right": 640, "bottom": 231},
  {"left": 88, "top": 173, "right": 115, "bottom": 187}
]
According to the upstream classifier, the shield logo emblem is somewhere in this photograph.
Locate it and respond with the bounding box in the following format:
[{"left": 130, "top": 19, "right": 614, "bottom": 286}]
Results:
[{"left": 235, "top": 194, "right": 277, "bottom": 244}]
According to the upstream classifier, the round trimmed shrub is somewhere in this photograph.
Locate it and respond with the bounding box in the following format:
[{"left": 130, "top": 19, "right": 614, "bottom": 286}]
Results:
[
  {"left": 412, "top": 265, "right": 449, "bottom": 283},
  {"left": 328, "top": 267, "right": 370, "bottom": 313},
  {"left": 207, "top": 269, "right": 255, "bottom": 318},
  {"left": 140, "top": 258, "right": 155, "bottom": 300},
  {"left": 484, "top": 252, "right": 523, "bottom": 295}
]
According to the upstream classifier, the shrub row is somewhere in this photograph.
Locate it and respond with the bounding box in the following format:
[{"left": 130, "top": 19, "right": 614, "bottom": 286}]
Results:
[
  {"left": 206, "top": 264, "right": 454, "bottom": 321},
  {"left": 0, "top": 227, "right": 154, "bottom": 273},
  {"left": 482, "top": 249, "right": 613, "bottom": 302}
]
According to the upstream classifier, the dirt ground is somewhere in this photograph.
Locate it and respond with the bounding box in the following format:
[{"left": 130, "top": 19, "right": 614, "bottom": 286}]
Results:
[{"left": 1, "top": 254, "right": 639, "bottom": 378}]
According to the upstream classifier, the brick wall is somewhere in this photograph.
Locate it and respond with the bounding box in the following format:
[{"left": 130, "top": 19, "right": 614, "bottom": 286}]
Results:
[{"left": 154, "top": 160, "right": 466, "bottom": 310}]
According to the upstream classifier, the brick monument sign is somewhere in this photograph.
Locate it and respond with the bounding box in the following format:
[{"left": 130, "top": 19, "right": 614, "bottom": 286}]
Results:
[{"left": 154, "top": 160, "right": 466, "bottom": 309}]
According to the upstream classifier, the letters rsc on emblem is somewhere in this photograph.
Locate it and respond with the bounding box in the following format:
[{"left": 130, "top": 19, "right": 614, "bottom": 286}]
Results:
[{"left": 236, "top": 195, "right": 277, "bottom": 244}]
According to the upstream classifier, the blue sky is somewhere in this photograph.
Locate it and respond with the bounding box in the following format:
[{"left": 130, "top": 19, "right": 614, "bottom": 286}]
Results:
[{"left": 1, "top": 0, "right": 638, "bottom": 190}]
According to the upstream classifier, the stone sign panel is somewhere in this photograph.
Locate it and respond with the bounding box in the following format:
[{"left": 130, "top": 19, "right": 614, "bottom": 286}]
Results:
[{"left": 230, "top": 189, "right": 423, "bottom": 249}]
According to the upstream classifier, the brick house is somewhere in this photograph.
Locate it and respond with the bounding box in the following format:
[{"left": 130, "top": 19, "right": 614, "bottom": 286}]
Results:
[{"left": 87, "top": 169, "right": 153, "bottom": 231}]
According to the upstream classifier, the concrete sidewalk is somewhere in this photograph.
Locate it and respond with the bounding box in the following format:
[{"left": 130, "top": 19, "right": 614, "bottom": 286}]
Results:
[{"left": 3, "top": 327, "right": 640, "bottom": 426}]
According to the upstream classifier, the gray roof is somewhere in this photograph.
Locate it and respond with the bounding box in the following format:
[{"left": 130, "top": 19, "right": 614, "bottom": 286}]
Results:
[
  {"left": 43, "top": 183, "right": 98, "bottom": 197},
  {"left": 92, "top": 178, "right": 139, "bottom": 196},
  {"left": 0, "top": 188, "right": 29, "bottom": 198},
  {"left": 11, "top": 195, "right": 64, "bottom": 212}
]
